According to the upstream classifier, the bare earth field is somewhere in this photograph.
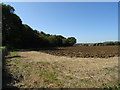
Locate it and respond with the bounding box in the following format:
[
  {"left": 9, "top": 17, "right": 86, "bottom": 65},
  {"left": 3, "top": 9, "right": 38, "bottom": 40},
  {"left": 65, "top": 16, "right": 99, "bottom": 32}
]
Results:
[
  {"left": 40, "top": 46, "right": 119, "bottom": 58},
  {"left": 3, "top": 46, "right": 119, "bottom": 88}
]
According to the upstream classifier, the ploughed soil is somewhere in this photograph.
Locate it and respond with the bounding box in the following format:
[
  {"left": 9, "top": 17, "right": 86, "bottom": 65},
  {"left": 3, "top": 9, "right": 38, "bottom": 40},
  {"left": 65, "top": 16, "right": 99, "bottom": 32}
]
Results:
[{"left": 39, "top": 46, "right": 119, "bottom": 58}]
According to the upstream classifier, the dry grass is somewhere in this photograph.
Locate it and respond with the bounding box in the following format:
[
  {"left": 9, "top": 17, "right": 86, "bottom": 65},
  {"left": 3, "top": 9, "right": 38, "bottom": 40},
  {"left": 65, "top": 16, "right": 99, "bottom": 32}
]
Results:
[{"left": 3, "top": 51, "right": 119, "bottom": 88}]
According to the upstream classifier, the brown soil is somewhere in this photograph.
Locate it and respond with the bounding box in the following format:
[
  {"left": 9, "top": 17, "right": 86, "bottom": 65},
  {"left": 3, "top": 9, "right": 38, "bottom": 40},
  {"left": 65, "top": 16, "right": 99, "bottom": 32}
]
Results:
[{"left": 40, "top": 46, "right": 119, "bottom": 58}]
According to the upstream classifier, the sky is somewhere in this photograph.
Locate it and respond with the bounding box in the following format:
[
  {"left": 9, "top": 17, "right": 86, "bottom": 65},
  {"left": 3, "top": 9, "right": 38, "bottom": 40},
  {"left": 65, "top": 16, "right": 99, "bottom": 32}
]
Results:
[{"left": 4, "top": 2, "right": 118, "bottom": 43}]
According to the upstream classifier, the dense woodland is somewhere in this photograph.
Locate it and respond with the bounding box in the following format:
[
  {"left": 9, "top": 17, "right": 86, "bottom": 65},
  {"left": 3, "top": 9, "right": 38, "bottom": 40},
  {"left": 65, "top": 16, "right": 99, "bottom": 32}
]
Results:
[{"left": 2, "top": 3, "right": 76, "bottom": 49}]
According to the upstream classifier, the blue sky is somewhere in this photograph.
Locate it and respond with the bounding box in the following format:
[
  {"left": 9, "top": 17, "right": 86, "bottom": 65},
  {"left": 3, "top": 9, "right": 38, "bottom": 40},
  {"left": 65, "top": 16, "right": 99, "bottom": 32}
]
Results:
[{"left": 4, "top": 2, "right": 118, "bottom": 43}]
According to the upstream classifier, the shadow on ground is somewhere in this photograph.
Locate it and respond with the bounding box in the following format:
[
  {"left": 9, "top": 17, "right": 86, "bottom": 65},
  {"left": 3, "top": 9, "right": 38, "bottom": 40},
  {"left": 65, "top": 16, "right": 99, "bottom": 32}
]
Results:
[
  {"left": 6, "top": 55, "right": 21, "bottom": 59},
  {"left": 2, "top": 57, "right": 19, "bottom": 89},
  {"left": 14, "top": 47, "right": 65, "bottom": 52}
]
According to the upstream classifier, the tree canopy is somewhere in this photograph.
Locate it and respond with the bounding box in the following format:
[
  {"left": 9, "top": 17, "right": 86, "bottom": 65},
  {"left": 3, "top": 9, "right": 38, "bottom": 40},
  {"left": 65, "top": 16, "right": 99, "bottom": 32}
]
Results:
[{"left": 2, "top": 3, "right": 77, "bottom": 49}]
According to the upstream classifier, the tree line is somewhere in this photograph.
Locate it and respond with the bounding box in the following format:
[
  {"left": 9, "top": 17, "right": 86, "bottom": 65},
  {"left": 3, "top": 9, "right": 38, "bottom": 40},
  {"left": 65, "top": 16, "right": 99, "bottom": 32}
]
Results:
[
  {"left": 1, "top": 3, "right": 76, "bottom": 49},
  {"left": 75, "top": 41, "right": 120, "bottom": 46}
]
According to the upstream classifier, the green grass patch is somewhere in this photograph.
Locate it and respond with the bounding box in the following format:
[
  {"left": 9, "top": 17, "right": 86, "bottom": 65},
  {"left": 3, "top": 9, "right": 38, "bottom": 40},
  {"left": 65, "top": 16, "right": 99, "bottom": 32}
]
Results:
[
  {"left": 102, "top": 81, "right": 120, "bottom": 90},
  {"left": 37, "top": 69, "right": 57, "bottom": 83},
  {"left": 103, "top": 84, "right": 120, "bottom": 90}
]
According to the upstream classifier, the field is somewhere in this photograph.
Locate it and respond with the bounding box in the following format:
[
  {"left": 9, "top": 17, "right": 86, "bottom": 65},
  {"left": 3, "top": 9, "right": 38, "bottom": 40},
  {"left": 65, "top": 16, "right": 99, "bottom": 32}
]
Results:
[
  {"left": 3, "top": 46, "right": 119, "bottom": 88},
  {"left": 40, "top": 46, "right": 119, "bottom": 58}
]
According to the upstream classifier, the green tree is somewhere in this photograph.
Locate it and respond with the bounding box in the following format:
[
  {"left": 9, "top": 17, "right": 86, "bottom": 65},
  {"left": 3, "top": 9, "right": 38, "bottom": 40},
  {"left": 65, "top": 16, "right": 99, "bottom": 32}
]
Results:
[
  {"left": 67, "top": 37, "right": 76, "bottom": 46},
  {"left": 2, "top": 3, "right": 77, "bottom": 49},
  {"left": 62, "top": 39, "right": 69, "bottom": 46},
  {"left": 2, "top": 3, "right": 23, "bottom": 49}
]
